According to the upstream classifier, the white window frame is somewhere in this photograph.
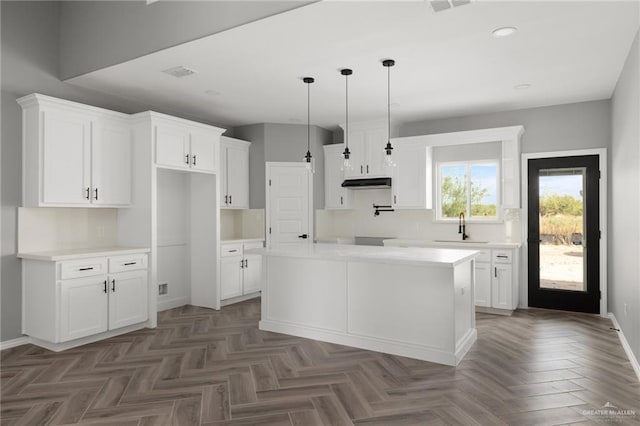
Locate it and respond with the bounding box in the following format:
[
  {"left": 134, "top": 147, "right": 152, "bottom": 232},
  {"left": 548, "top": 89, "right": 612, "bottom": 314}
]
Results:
[{"left": 435, "top": 159, "right": 502, "bottom": 223}]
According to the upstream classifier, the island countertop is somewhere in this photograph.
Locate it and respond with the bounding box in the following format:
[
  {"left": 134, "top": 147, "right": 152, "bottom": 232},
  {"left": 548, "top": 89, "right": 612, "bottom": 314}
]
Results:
[{"left": 246, "top": 242, "right": 479, "bottom": 267}]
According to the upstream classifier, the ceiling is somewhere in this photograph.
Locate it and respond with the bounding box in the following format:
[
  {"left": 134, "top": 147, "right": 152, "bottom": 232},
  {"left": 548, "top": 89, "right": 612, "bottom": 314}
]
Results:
[{"left": 67, "top": 1, "right": 639, "bottom": 130}]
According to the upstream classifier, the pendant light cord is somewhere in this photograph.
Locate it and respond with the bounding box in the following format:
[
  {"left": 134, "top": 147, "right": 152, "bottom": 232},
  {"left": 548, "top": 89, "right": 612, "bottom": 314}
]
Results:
[
  {"left": 387, "top": 63, "right": 391, "bottom": 142},
  {"left": 345, "top": 72, "right": 349, "bottom": 150},
  {"left": 307, "top": 81, "right": 310, "bottom": 153}
]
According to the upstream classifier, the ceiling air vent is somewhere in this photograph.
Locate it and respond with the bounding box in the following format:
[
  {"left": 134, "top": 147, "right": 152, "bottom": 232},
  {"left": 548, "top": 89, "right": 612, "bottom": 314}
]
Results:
[
  {"left": 162, "top": 66, "right": 197, "bottom": 78},
  {"left": 429, "top": 0, "right": 471, "bottom": 13}
]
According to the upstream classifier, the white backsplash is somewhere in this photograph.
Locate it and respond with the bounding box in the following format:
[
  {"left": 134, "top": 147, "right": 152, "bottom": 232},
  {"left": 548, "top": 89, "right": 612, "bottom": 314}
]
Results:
[
  {"left": 220, "top": 209, "right": 265, "bottom": 240},
  {"left": 18, "top": 207, "right": 118, "bottom": 253},
  {"left": 315, "top": 189, "right": 522, "bottom": 243}
]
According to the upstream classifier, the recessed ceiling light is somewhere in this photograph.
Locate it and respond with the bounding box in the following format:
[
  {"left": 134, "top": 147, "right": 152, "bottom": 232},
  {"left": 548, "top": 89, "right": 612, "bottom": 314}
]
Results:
[
  {"left": 205, "top": 90, "right": 221, "bottom": 96},
  {"left": 492, "top": 26, "right": 517, "bottom": 38},
  {"left": 514, "top": 83, "right": 532, "bottom": 90}
]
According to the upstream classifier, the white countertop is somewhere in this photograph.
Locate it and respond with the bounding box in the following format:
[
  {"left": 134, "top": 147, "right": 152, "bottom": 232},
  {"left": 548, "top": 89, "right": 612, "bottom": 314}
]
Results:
[
  {"left": 383, "top": 238, "right": 522, "bottom": 249},
  {"left": 247, "top": 242, "right": 479, "bottom": 268},
  {"left": 18, "top": 247, "right": 150, "bottom": 261},
  {"left": 221, "top": 238, "right": 265, "bottom": 244}
]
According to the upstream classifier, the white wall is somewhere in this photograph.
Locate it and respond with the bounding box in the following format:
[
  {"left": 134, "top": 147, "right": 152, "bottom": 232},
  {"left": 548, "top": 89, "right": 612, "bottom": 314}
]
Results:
[{"left": 610, "top": 31, "right": 640, "bottom": 359}]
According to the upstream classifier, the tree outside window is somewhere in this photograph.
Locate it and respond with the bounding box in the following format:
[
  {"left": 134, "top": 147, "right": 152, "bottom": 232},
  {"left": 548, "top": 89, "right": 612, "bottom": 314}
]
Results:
[{"left": 438, "top": 162, "right": 499, "bottom": 220}]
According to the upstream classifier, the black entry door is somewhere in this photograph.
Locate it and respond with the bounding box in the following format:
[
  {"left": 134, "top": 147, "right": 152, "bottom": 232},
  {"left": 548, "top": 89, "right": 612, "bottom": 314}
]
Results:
[{"left": 528, "top": 155, "right": 600, "bottom": 314}]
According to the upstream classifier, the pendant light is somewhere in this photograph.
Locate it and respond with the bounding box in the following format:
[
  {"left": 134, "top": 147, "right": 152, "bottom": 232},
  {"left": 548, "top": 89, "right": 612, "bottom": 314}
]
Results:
[
  {"left": 382, "top": 59, "right": 396, "bottom": 169},
  {"left": 340, "top": 68, "right": 354, "bottom": 172},
  {"left": 303, "top": 77, "right": 314, "bottom": 167}
]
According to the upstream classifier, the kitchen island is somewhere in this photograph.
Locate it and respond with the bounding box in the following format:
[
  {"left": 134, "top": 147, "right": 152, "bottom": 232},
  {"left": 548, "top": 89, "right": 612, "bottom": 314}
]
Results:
[{"left": 248, "top": 243, "right": 479, "bottom": 366}]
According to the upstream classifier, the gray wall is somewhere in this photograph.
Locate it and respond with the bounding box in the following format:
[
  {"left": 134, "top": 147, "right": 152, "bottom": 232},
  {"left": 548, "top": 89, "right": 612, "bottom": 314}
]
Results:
[
  {"left": 0, "top": 1, "right": 232, "bottom": 341},
  {"left": 59, "top": 1, "right": 312, "bottom": 79},
  {"left": 234, "top": 123, "right": 331, "bottom": 210},
  {"left": 610, "top": 31, "right": 640, "bottom": 360},
  {"left": 400, "top": 99, "right": 611, "bottom": 154}
]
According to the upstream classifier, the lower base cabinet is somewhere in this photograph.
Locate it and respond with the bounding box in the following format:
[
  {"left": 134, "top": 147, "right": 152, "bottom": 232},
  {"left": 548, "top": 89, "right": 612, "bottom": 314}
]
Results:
[
  {"left": 23, "top": 252, "right": 149, "bottom": 347},
  {"left": 221, "top": 241, "right": 264, "bottom": 302}
]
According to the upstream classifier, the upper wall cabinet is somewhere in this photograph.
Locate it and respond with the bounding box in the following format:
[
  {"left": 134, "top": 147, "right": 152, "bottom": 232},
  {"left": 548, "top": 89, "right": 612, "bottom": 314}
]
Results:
[
  {"left": 220, "top": 136, "right": 250, "bottom": 209},
  {"left": 323, "top": 144, "right": 352, "bottom": 210},
  {"left": 392, "top": 141, "right": 432, "bottom": 210},
  {"left": 339, "top": 121, "right": 396, "bottom": 179},
  {"left": 18, "top": 94, "right": 132, "bottom": 208},
  {"left": 153, "top": 116, "right": 224, "bottom": 174}
]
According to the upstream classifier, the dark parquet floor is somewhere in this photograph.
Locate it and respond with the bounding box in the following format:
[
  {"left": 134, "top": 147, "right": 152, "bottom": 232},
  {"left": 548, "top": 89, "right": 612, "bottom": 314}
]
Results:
[{"left": 2, "top": 299, "right": 639, "bottom": 425}]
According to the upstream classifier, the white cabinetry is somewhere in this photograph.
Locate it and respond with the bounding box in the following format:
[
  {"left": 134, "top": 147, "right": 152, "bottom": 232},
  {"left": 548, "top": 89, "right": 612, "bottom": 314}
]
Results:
[
  {"left": 18, "top": 94, "right": 132, "bottom": 208},
  {"left": 220, "top": 137, "right": 250, "bottom": 209},
  {"left": 340, "top": 122, "right": 391, "bottom": 178},
  {"left": 220, "top": 241, "right": 263, "bottom": 303},
  {"left": 22, "top": 251, "right": 149, "bottom": 351},
  {"left": 323, "top": 144, "right": 352, "bottom": 210},
  {"left": 491, "top": 250, "right": 516, "bottom": 310},
  {"left": 472, "top": 249, "right": 492, "bottom": 308},
  {"left": 392, "top": 141, "right": 432, "bottom": 209},
  {"left": 154, "top": 118, "right": 222, "bottom": 173}
]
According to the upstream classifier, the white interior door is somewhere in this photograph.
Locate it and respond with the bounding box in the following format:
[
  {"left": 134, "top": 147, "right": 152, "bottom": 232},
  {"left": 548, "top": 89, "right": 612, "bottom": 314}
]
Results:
[{"left": 266, "top": 163, "right": 313, "bottom": 247}]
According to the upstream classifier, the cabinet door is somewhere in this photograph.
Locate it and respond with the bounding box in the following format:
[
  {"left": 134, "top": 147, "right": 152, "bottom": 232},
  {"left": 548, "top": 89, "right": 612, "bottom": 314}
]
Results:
[
  {"left": 108, "top": 270, "right": 148, "bottom": 330},
  {"left": 365, "top": 127, "right": 388, "bottom": 177},
  {"left": 243, "top": 254, "right": 262, "bottom": 294},
  {"left": 59, "top": 276, "right": 108, "bottom": 342},
  {"left": 344, "top": 130, "right": 366, "bottom": 178},
  {"left": 393, "top": 142, "right": 430, "bottom": 209},
  {"left": 42, "top": 110, "right": 92, "bottom": 205},
  {"left": 474, "top": 262, "right": 492, "bottom": 307},
  {"left": 221, "top": 257, "right": 243, "bottom": 299},
  {"left": 492, "top": 264, "right": 513, "bottom": 310},
  {"left": 323, "top": 145, "right": 351, "bottom": 209},
  {"left": 190, "top": 130, "right": 218, "bottom": 173},
  {"left": 155, "top": 124, "right": 190, "bottom": 169},
  {"left": 225, "top": 145, "right": 249, "bottom": 209},
  {"left": 92, "top": 118, "right": 131, "bottom": 206}
]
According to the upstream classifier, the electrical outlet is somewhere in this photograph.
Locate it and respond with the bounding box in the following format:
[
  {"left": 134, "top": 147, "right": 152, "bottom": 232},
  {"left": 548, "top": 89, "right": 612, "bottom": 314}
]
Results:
[{"left": 159, "top": 283, "right": 168, "bottom": 296}]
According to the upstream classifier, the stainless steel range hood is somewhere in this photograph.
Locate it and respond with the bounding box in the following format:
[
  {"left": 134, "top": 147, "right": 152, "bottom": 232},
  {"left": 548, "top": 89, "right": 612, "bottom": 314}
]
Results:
[{"left": 341, "top": 177, "right": 392, "bottom": 189}]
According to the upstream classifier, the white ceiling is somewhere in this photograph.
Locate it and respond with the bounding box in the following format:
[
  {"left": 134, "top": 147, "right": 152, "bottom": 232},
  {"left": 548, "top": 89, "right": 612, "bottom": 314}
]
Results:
[{"left": 68, "top": 1, "right": 639, "bottom": 130}]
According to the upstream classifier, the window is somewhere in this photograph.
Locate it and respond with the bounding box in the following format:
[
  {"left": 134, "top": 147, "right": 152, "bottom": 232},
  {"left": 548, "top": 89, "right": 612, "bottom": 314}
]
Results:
[{"left": 437, "top": 161, "right": 500, "bottom": 221}]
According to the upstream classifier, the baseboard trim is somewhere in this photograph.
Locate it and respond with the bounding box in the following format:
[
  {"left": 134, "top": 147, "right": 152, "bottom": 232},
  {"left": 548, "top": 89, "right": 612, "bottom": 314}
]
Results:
[
  {"left": 608, "top": 313, "right": 640, "bottom": 382},
  {"left": 158, "top": 296, "right": 190, "bottom": 312},
  {"left": 0, "top": 336, "right": 31, "bottom": 351}
]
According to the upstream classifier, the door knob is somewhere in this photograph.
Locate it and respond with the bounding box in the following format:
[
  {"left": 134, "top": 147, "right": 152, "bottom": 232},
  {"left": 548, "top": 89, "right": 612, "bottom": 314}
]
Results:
[{"left": 298, "top": 234, "right": 308, "bottom": 239}]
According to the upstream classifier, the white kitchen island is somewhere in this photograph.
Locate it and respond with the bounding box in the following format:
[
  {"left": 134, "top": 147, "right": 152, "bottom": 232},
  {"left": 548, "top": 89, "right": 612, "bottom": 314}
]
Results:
[{"left": 249, "top": 243, "right": 479, "bottom": 366}]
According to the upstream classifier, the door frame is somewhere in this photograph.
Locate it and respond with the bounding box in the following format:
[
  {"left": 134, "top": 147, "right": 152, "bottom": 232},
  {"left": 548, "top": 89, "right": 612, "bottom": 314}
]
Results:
[
  {"left": 265, "top": 162, "right": 314, "bottom": 248},
  {"left": 521, "top": 148, "right": 607, "bottom": 317}
]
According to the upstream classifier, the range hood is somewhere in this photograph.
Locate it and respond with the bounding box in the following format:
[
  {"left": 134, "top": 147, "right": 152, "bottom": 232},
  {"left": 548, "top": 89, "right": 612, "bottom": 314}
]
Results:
[{"left": 341, "top": 177, "right": 392, "bottom": 189}]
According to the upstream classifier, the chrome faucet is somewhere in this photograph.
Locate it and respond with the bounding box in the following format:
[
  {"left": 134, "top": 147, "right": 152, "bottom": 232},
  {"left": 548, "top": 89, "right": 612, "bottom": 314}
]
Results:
[{"left": 458, "top": 212, "right": 469, "bottom": 240}]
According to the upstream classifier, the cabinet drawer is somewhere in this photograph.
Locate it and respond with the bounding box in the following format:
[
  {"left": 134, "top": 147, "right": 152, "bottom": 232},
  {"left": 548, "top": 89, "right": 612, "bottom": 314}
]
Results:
[
  {"left": 221, "top": 244, "right": 243, "bottom": 257},
  {"left": 243, "top": 242, "right": 264, "bottom": 251},
  {"left": 60, "top": 258, "right": 107, "bottom": 280},
  {"left": 109, "top": 254, "right": 148, "bottom": 273},
  {"left": 492, "top": 250, "right": 513, "bottom": 264},
  {"left": 475, "top": 249, "right": 491, "bottom": 263}
]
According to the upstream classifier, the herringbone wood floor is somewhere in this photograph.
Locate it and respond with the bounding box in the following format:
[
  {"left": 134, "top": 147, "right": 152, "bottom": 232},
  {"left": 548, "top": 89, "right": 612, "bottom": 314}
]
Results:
[{"left": 1, "top": 299, "right": 639, "bottom": 425}]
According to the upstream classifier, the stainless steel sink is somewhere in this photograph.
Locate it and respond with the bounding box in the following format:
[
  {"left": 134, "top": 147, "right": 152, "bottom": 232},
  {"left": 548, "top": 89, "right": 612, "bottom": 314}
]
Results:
[{"left": 433, "top": 239, "right": 489, "bottom": 244}]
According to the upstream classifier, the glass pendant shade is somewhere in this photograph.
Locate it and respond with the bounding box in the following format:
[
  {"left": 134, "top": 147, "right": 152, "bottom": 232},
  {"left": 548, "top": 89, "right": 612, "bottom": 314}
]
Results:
[
  {"left": 341, "top": 147, "right": 353, "bottom": 172},
  {"left": 303, "top": 77, "right": 314, "bottom": 171},
  {"left": 382, "top": 59, "right": 395, "bottom": 170}
]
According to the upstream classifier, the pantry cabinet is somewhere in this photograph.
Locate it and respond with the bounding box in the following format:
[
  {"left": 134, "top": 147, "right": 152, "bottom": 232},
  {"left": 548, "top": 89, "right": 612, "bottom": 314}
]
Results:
[
  {"left": 21, "top": 250, "right": 149, "bottom": 351},
  {"left": 220, "top": 241, "right": 263, "bottom": 303},
  {"left": 220, "top": 137, "right": 250, "bottom": 209},
  {"left": 18, "top": 94, "right": 132, "bottom": 208},
  {"left": 323, "top": 144, "right": 352, "bottom": 210}
]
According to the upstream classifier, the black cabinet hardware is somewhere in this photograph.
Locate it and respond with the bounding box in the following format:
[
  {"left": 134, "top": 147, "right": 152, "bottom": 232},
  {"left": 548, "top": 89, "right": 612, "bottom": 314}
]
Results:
[
  {"left": 229, "top": 195, "right": 232, "bottom": 204},
  {"left": 85, "top": 187, "right": 90, "bottom": 200},
  {"left": 228, "top": 249, "right": 238, "bottom": 253},
  {"left": 366, "top": 165, "right": 369, "bottom": 173},
  {"left": 94, "top": 188, "right": 98, "bottom": 201},
  {"left": 298, "top": 234, "right": 308, "bottom": 239},
  {"left": 192, "top": 155, "right": 197, "bottom": 166},
  {"left": 340, "top": 196, "right": 343, "bottom": 205},
  {"left": 111, "top": 279, "right": 116, "bottom": 292},
  {"left": 103, "top": 280, "right": 107, "bottom": 293},
  {"left": 79, "top": 267, "right": 94, "bottom": 271},
  {"left": 185, "top": 154, "right": 190, "bottom": 165},
  {"left": 124, "top": 262, "right": 136, "bottom": 266},
  {"left": 244, "top": 259, "right": 248, "bottom": 268},
  {"left": 494, "top": 267, "right": 497, "bottom": 278},
  {"left": 496, "top": 255, "right": 509, "bottom": 259},
  {"left": 360, "top": 165, "right": 363, "bottom": 174},
  {"left": 394, "top": 195, "right": 397, "bottom": 204},
  {"left": 240, "top": 259, "right": 244, "bottom": 269},
  {"left": 224, "top": 195, "right": 228, "bottom": 205}
]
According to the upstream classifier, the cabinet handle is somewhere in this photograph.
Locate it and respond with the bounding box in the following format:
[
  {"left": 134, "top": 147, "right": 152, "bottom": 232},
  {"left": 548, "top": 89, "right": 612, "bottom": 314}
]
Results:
[
  {"left": 224, "top": 195, "right": 228, "bottom": 205},
  {"left": 244, "top": 259, "right": 248, "bottom": 268},
  {"left": 103, "top": 280, "right": 108, "bottom": 293},
  {"left": 124, "top": 262, "right": 136, "bottom": 266},
  {"left": 85, "top": 187, "right": 90, "bottom": 200},
  {"left": 340, "top": 196, "right": 343, "bottom": 205},
  {"left": 229, "top": 195, "right": 232, "bottom": 205},
  {"left": 367, "top": 165, "right": 369, "bottom": 174},
  {"left": 228, "top": 249, "right": 238, "bottom": 253},
  {"left": 192, "top": 155, "right": 197, "bottom": 166},
  {"left": 79, "top": 267, "right": 94, "bottom": 271},
  {"left": 394, "top": 195, "right": 397, "bottom": 204},
  {"left": 94, "top": 187, "right": 98, "bottom": 201},
  {"left": 111, "top": 279, "right": 116, "bottom": 292},
  {"left": 185, "top": 154, "right": 190, "bottom": 165},
  {"left": 360, "top": 165, "right": 363, "bottom": 174},
  {"left": 496, "top": 255, "right": 509, "bottom": 259},
  {"left": 240, "top": 259, "right": 244, "bottom": 269},
  {"left": 494, "top": 267, "right": 497, "bottom": 278}
]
